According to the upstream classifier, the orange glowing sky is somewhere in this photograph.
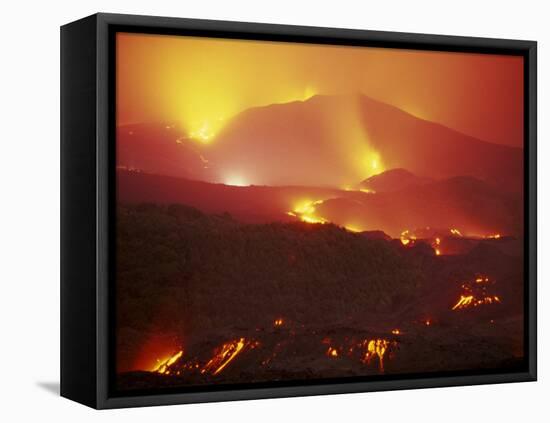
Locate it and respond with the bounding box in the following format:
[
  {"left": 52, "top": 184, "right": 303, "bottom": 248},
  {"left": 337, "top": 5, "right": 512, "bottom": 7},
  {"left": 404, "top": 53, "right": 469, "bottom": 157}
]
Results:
[{"left": 116, "top": 32, "right": 524, "bottom": 148}]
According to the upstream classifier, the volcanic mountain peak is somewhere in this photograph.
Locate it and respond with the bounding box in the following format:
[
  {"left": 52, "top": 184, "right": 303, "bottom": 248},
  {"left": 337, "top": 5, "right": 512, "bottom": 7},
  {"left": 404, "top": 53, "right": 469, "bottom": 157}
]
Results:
[
  {"left": 210, "top": 92, "right": 523, "bottom": 191},
  {"left": 116, "top": 92, "right": 523, "bottom": 193}
]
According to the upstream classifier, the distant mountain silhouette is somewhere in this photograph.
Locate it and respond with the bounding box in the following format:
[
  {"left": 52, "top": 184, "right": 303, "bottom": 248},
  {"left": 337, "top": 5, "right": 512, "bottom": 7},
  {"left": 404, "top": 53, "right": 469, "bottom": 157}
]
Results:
[
  {"left": 360, "top": 168, "right": 433, "bottom": 192},
  {"left": 209, "top": 94, "right": 523, "bottom": 192},
  {"left": 116, "top": 94, "right": 523, "bottom": 193}
]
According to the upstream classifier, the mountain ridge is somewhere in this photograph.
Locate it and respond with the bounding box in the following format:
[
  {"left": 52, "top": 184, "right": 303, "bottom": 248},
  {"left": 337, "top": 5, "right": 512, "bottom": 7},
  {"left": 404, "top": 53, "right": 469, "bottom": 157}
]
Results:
[
  {"left": 117, "top": 169, "right": 523, "bottom": 238},
  {"left": 116, "top": 92, "right": 523, "bottom": 192}
]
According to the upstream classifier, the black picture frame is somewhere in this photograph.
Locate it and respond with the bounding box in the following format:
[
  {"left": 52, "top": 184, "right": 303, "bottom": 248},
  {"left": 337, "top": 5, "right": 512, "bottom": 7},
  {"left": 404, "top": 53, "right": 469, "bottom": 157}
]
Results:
[{"left": 61, "top": 12, "right": 537, "bottom": 409}]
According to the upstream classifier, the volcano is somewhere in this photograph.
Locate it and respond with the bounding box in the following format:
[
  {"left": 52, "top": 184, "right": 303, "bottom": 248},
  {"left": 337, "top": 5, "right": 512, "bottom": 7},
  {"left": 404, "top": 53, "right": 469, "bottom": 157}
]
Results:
[
  {"left": 209, "top": 94, "right": 523, "bottom": 191},
  {"left": 116, "top": 94, "right": 523, "bottom": 193},
  {"left": 110, "top": 32, "right": 528, "bottom": 396}
]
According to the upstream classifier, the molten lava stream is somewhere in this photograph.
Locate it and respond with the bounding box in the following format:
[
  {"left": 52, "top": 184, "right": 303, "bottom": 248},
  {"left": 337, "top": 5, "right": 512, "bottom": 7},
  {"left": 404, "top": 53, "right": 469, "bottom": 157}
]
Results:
[
  {"left": 202, "top": 338, "right": 250, "bottom": 375},
  {"left": 153, "top": 350, "right": 183, "bottom": 374},
  {"left": 451, "top": 274, "right": 501, "bottom": 311},
  {"left": 287, "top": 199, "right": 327, "bottom": 224},
  {"left": 361, "top": 339, "right": 390, "bottom": 372},
  {"left": 324, "top": 337, "right": 395, "bottom": 373},
  {"left": 149, "top": 337, "right": 256, "bottom": 377}
]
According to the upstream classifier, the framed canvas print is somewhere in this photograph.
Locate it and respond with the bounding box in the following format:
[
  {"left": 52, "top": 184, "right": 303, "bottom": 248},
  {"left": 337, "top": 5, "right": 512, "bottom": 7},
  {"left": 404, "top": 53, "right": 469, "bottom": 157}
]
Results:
[{"left": 60, "top": 13, "right": 537, "bottom": 409}]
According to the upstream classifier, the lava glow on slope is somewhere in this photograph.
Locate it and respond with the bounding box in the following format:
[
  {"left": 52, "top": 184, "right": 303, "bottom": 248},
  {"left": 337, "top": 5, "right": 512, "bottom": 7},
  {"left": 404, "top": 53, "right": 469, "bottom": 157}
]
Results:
[
  {"left": 153, "top": 350, "right": 183, "bottom": 374},
  {"left": 149, "top": 338, "right": 259, "bottom": 377},
  {"left": 287, "top": 199, "right": 327, "bottom": 224},
  {"left": 145, "top": 330, "right": 400, "bottom": 378},
  {"left": 223, "top": 174, "right": 250, "bottom": 187},
  {"left": 400, "top": 230, "right": 417, "bottom": 246},
  {"left": 188, "top": 120, "right": 221, "bottom": 143},
  {"left": 202, "top": 338, "right": 247, "bottom": 375},
  {"left": 361, "top": 339, "right": 390, "bottom": 372},
  {"left": 399, "top": 227, "right": 475, "bottom": 256},
  {"left": 324, "top": 336, "right": 396, "bottom": 372},
  {"left": 451, "top": 275, "right": 501, "bottom": 311},
  {"left": 344, "top": 224, "right": 363, "bottom": 233}
]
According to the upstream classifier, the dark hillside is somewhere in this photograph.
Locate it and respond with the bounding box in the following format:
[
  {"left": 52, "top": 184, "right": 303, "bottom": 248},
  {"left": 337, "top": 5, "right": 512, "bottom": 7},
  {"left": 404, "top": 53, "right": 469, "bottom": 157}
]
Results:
[{"left": 116, "top": 203, "right": 426, "bottom": 371}]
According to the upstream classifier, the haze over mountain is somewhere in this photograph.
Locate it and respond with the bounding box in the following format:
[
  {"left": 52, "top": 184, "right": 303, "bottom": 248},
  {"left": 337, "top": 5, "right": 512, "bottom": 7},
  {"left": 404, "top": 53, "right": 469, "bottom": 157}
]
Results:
[
  {"left": 117, "top": 93, "right": 523, "bottom": 193},
  {"left": 211, "top": 94, "right": 523, "bottom": 191}
]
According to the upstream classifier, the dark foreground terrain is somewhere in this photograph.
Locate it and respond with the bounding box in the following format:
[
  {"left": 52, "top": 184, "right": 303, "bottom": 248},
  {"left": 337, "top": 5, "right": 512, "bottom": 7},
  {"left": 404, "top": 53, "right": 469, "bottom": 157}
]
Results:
[{"left": 116, "top": 204, "right": 524, "bottom": 391}]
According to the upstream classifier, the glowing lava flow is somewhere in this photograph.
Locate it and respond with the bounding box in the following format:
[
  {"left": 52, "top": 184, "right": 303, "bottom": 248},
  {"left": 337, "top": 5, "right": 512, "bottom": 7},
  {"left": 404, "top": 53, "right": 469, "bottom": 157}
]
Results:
[
  {"left": 452, "top": 295, "right": 501, "bottom": 310},
  {"left": 361, "top": 339, "right": 390, "bottom": 372},
  {"left": 400, "top": 230, "right": 416, "bottom": 246},
  {"left": 149, "top": 333, "right": 398, "bottom": 377},
  {"left": 323, "top": 337, "right": 395, "bottom": 372},
  {"left": 399, "top": 228, "right": 447, "bottom": 255},
  {"left": 188, "top": 119, "right": 224, "bottom": 144},
  {"left": 451, "top": 275, "right": 501, "bottom": 311},
  {"left": 326, "top": 347, "right": 339, "bottom": 357},
  {"left": 153, "top": 350, "right": 184, "bottom": 374},
  {"left": 287, "top": 200, "right": 327, "bottom": 224},
  {"left": 432, "top": 237, "right": 442, "bottom": 256},
  {"left": 344, "top": 224, "right": 363, "bottom": 233},
  {"left": 202, "top": 338, "right": 247, "bottom": 375},
  {"left": 152, "top": 338, "right": 257, "bottom": 377},
  {"left": 451, "top": 295, "right": 475, "bottom": 310}
]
